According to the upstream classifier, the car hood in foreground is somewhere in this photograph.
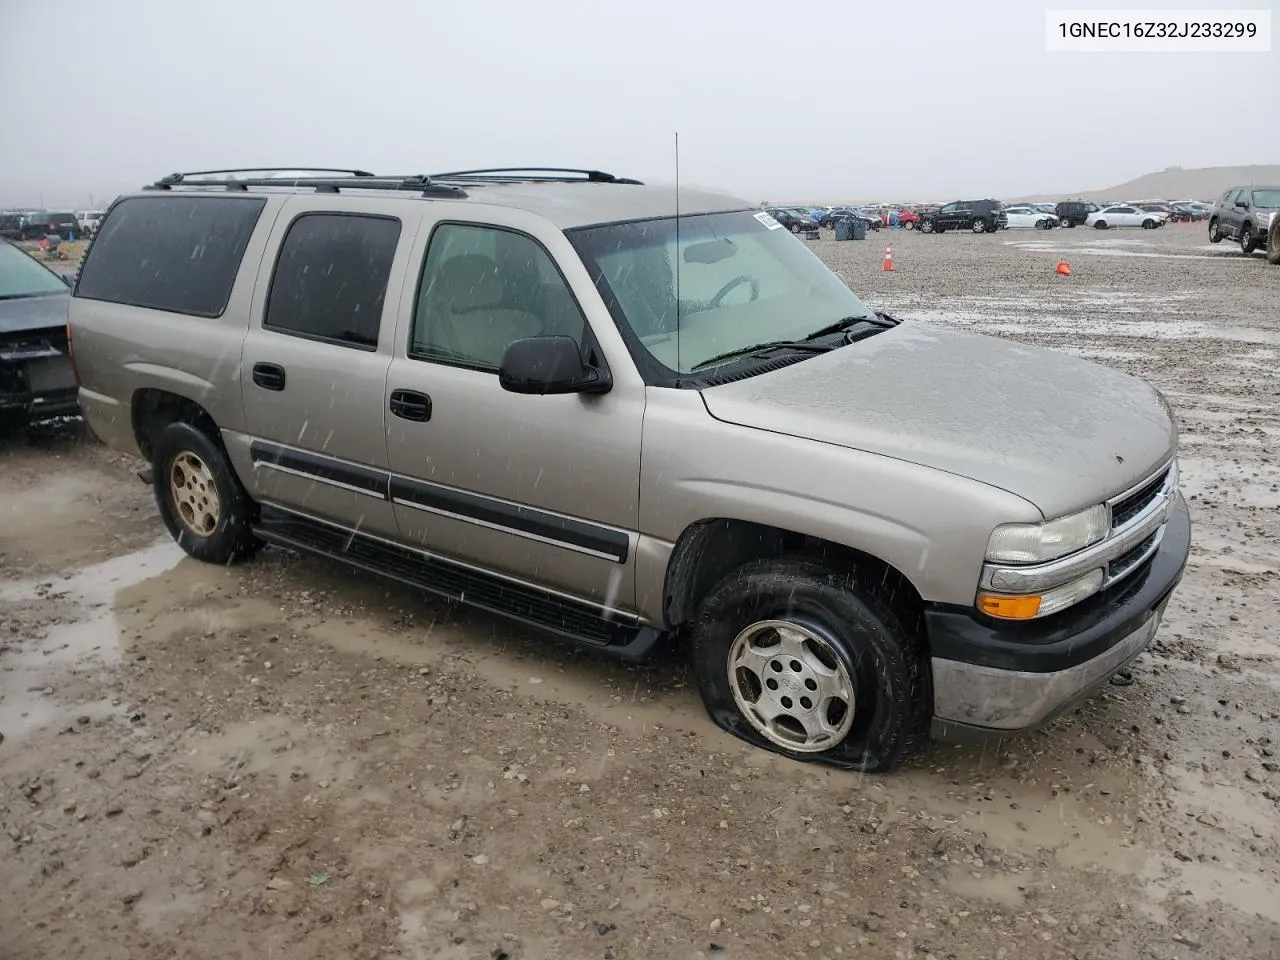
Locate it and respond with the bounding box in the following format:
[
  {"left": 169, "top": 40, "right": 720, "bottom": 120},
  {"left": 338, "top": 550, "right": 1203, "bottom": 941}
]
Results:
[
  {"left": 699, "top": 322, "right": 1176, "bottom": 519},
  {"left": 0, "top": 292, "right": 71, "bottom": 337}
]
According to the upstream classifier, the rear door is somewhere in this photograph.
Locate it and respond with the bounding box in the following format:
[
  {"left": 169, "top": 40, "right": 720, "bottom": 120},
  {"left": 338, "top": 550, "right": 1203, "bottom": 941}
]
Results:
[
  {"left": 1220, "top": 190, "right": 1244, "bottom": 235},
  {"left": 382, "top": 212, "right": 642, "bottom": 611},
  {"left": 238, "top": 197, "right": 421, "bottom": 539}
]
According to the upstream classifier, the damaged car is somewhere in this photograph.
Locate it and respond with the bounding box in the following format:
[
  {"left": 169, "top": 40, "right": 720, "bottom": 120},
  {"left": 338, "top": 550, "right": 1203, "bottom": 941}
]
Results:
[{"left": 0, "top": 239, "right": 77, "bottom": 430}]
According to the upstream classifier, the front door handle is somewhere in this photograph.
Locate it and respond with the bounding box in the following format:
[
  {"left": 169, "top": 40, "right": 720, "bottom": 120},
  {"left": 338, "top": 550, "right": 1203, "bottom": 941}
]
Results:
[
  {"left": 389, "top": 389, "right": 431, "bottom": 422},
  {"left": 252, "top": 362, "right": 286, "bottom": 391}
]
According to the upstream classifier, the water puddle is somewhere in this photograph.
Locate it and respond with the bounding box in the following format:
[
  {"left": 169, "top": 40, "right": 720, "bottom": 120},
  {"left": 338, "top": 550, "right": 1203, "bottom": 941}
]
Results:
[
  {"left": 0, "top": 538, "right": 183, "bottom": 742},
  {"left": 182, "top": 715, "right": 361, "bottom": 788}
]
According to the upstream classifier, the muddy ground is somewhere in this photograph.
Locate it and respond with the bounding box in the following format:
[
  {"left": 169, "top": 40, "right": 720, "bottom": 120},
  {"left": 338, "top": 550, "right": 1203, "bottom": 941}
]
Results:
[{"left": 1, "top": 223, "right": 1277, "bottom": 960}]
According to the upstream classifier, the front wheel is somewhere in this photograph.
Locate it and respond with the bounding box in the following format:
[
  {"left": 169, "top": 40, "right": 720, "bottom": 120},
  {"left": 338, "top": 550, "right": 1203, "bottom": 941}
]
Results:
[
  {"left": 691, "top": 557, "right": 929, "bottom": 772},
  {"left": 919, "top": 220, "right": 934, "bottom": 234},
  {"left": 971, "top": 219, "right": 986, "bottom": 233},
  {"left": 152, "top": 421, "right": 262, "bottom": 565},
  {"left": 1268, "top": 220, "right": 1280, "bottom": 264},
  {"left": 1209, "top": 219, "right": 1222, "bottom": 243},
  {"left": 1240, "top": 224, "right": 1257, "bottom": 255}
]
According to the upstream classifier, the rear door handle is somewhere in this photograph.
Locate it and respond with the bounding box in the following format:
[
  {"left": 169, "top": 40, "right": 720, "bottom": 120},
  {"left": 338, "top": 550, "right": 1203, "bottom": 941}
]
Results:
[
  {"left": 252, "top": 362, "right": 286, "bottom": 391},
  {"left": 389, "top": 389, "right": 431, "bottom": 422}
]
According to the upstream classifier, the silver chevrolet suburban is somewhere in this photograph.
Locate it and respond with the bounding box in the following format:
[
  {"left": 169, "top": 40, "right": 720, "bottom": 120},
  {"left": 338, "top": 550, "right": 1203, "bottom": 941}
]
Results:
[{"left": 67, "top": 166, "right": 1191, "bottom": 771}]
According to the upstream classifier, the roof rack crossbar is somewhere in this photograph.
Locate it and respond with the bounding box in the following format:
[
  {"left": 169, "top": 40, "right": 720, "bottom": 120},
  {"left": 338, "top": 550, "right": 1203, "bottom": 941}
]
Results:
[
  {"left": 429, "top": 167, "right": 643, "bottom": 185},
  {"left": 144, "top": 175, "right": 466, "bottom": 199},
  {"left": 155, "top": 167, "right": 377, "bottom": 186}
]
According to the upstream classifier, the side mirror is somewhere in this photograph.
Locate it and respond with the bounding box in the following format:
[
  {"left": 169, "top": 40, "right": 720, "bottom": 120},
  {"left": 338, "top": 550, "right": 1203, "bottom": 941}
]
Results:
[
  {"left": 1236, "top": 199, "right": 1249, "bottom": 208},
  {"left": 498, "top": 335, "right": 611, "bottom": 396}
]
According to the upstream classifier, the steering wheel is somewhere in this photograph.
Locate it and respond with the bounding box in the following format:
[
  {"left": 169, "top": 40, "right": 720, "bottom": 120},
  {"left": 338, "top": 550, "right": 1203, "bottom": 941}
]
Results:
[{"left": 709, "top": 275, "right": 760, "bottom": 309}]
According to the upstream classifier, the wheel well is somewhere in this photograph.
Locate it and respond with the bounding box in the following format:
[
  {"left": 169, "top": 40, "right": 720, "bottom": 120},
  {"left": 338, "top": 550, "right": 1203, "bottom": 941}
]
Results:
[
  {"left": 663, "top": 519, "right": 926, "bottom": 634},
  {"left": 132, "top": 389, "right": 218, "bottom": 461}
]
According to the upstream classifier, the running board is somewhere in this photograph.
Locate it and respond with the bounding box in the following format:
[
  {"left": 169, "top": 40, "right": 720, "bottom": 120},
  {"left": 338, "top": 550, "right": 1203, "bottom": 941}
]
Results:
[{"left": 252, "top": 506, "right": 664, "bottom": 661}]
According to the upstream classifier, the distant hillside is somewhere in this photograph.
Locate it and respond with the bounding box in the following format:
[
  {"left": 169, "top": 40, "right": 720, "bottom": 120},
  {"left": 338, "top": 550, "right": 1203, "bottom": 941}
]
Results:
[{"left": 1014, "top": 165, "right": 1280, "bottom": 203}]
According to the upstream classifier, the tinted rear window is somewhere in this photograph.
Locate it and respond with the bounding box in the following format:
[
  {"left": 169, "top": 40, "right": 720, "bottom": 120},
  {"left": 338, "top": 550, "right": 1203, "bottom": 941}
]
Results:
[{"left": 75, "top": 196, "right": 266, "bottom": 317}]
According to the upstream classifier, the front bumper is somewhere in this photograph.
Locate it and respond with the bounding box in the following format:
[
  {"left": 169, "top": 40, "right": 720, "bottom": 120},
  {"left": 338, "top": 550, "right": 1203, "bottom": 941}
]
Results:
[
  {"left": 0, "top": 352, "right": 79, "bottom": 421},
  {"left": 927, "top": 492, "right": 1190, "bottom": 738}
]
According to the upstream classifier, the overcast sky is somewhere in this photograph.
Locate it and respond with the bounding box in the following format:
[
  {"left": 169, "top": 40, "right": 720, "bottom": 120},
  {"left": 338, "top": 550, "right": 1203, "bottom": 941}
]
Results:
[{"left": 1, "top": 0, "right": 1276, "bottom": 207}]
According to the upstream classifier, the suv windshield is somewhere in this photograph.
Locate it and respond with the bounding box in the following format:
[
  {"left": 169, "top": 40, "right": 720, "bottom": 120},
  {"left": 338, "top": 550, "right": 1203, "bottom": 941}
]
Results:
[
  {"left": 0, "top": 241, "right": 69, "bottom": 299},
  {"left": 569, "top": 210, "right": 873, "bottom": 376},
  {"left": 1250, "top": 189, "right": 1280, "bottom": 207}
]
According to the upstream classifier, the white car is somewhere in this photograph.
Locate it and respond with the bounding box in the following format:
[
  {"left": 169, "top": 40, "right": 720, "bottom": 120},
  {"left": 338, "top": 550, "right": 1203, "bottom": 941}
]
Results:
[
  {"left": 1085, "top": 205, "right": 1166, "bottom": 230},
  {"left": 76, "top": 210, "right": 105, "bottom": 234},
  {"left": 1004, "top": 206, "right": 1059, "bottom": 229}
]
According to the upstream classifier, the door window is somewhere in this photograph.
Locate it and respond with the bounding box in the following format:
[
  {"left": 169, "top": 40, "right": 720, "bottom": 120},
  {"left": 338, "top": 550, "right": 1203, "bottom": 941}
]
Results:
[
  {"left": 410, "top": 223, "right": 587, "bottom": 371},
  {"left": 264, "top": 213, "right": 401, "bottom": 349}
]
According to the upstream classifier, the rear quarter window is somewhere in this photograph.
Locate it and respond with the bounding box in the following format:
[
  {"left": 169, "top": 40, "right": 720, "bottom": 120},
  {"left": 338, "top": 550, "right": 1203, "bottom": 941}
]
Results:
[{"left": 75, "top": 195, "right": 266, "bottom": 317}]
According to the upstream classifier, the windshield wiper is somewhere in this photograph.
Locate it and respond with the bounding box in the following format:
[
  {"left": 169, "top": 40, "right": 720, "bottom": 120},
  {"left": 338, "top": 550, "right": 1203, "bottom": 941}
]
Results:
[
  {"left": 689, "top": 312, "right": 903, "bottom": 372},
  {"left": 799, "top": 311, "right": 901, "bottom": 343},
  {"left": 690, "top": 338, "right": 834, "bottom": 371}
]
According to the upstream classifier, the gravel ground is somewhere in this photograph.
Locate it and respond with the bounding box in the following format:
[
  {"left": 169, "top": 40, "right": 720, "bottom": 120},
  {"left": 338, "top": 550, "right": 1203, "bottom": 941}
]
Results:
[{"left": 1, "top": 222, "right": 1277, "bottom": 960}]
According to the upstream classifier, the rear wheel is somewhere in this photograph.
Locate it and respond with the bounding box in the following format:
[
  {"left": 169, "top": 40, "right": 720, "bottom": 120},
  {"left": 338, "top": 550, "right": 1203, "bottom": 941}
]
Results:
[
  {"left": 1094, "top": 220, "right": 1108, "bottom": 230},
  {"left": 903, "top": 220, "right": 914, "bottom": 230},
  {"left": 1142, "top": 219, "right": 1156, "bottom": 229},
  {"left": 152, "top": 422, "right": 262, "bottom": 564},
  {"left": 691, "top": 557, "right": 929, "bottom": 772}
]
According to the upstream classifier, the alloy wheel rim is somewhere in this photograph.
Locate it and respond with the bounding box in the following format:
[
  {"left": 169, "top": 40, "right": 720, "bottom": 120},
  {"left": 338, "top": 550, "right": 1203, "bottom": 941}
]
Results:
[
  {"left": 169, "top": 451, "right": 220, "bottom": 537},
  {"left": 726, "top": 619, "right": 856, "bottom": 753}
]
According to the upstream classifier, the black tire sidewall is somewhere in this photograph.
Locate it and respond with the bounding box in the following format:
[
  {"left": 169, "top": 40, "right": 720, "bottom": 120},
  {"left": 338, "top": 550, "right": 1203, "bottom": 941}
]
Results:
[
  {"left": 691, "top": 559, "right": 926, "bottom": 772},
  {"left": 152, "top": 422, "right": 260, "bottom": 564}
]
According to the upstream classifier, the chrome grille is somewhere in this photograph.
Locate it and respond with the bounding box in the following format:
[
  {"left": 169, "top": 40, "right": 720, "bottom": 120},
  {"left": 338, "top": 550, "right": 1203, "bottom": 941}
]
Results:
[{"left": 1111, "top": 466, "right": 1171, "bottom": 529}]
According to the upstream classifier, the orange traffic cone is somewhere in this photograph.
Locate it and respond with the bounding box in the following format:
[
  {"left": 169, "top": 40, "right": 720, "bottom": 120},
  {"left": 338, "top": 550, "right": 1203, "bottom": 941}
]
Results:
[
  {"left": 1055, "top": 260, "right": 1071, "bottom": 276},
  {"left": 883, "top": 245, "right": 894, "bottom": 272}
]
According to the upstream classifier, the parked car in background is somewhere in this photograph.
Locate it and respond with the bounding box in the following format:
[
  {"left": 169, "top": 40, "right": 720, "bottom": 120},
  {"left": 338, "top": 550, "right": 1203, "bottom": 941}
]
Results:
[
  {"left": 0, "top": 213, "right": 24, "bottom": 240},
  {"left": 897, "top": 209, "right": 921, "bottom": 230},
  {"left": 0, "top": 239, "right": 76, "bottom": 430},
  {"left": 817, "top": 208, "right": 881, "bottom": 231},
  {"left": 919, "top": 199, "right": 1007, "bottom": 234},
  {"left": 1053, "top": 200, "right": 1099, "bottom": 228},
  {"left": 1004, "top": 205, "right": 1059, "bottom": 229},
  {"left": 20, "top": 211, "right": 80, "bottom": 241},
  {"left": 1208, "top": 186, "right": 1280, "bottom": 254},
  {"left": 765, "top": 208, "right": 818, "bottom": 233},
  {"left": 76, "top": 210, "right": 106, "bottom": 235},
  {"left": 1086, "top": 205, "right": 1166, "bottom": 230}
]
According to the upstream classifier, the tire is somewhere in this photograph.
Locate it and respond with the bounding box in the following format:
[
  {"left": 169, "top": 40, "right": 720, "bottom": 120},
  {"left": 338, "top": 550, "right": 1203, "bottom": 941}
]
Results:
[
  {"left": 1094, "top": 220, "right": 1108, "bottom": 230},
  {"left": 1209, "top": 219, "right": 1222, "bottom": 243},
  {"left": 151, "top": 421, "right": 262, "bottom": 564},
  {"left": 1269, "top": 220, "right": 1280, "bottom": 264},
  {"left": 1142, "top": 219, "right": 1155, "bottom": 229},
  {"left": 1240, "top": 224, "right": 1257, "bottom": 255},
  {"left": 690, "top": 557, "right": 929, "bottom": 772},
  {"left": 903, "top": 220, "right": 914, "bottom": 231},
  {"left": 1060, "top": 218, "right": 1074, "bottom": 228},
  {"left": 920, "top": 220, "right": 934, "bottom": 234},
  {"left": 971, "top": 219, "right": 986, "bottom": 234}
]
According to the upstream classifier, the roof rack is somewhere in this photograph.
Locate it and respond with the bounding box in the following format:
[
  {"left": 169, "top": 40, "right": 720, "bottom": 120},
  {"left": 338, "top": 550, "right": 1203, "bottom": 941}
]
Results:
[
  {"left": 145, "top": 170, "right": 467, "bottom": 199},
  {"left": 429, "top": 167, "right": 643, "bottom": 185}
]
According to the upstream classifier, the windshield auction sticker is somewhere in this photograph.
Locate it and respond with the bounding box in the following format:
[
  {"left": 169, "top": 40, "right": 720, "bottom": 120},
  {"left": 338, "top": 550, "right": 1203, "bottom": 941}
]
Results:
[{"left": 754, "top": 211, "right": 784, "bottom": 230}]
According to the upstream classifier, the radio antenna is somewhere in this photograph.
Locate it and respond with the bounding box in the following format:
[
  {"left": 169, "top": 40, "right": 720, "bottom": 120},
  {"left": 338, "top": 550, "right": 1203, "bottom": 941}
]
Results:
[{"left": 674, "top": 131, "right": 681, "bottom": 382}]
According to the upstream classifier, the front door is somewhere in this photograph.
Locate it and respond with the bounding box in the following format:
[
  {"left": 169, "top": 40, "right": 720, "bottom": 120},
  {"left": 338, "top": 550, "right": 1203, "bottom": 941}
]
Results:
[
  {"left": 383, "top": 216, "right": 643, "bottom": 612},
  {"left": 239, "top": 198, "right": 420, "bottom": 539}
]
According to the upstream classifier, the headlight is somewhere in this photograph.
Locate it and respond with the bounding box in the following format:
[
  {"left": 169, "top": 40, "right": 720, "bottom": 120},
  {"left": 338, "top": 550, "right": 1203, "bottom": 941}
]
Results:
[{"left": 985, "top": 504, "right": 1109, "bottom": 564}]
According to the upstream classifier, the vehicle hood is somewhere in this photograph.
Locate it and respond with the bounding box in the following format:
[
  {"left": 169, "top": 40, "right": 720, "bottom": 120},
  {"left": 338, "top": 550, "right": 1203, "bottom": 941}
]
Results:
[
  {"left": 0, "top": 292, "right": 71, "bottom": 336},
  {"left": 699, "top": 322, "right": 1177, "bottom": 519}
]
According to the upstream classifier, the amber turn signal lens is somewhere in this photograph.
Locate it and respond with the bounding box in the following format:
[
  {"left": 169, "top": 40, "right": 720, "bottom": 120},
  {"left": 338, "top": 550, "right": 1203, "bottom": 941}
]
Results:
[{"left": 978, "top": 593, "right": 1043, "bottom": 620}]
